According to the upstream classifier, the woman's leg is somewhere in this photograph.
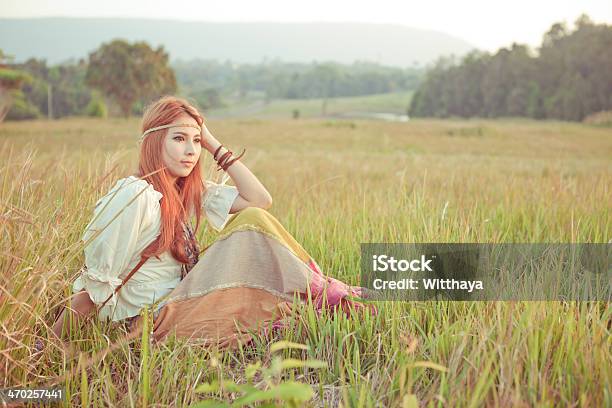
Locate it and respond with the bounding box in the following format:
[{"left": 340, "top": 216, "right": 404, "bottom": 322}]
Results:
[
  {"left": 150, "top": 207, "right": 374, "bottom": 347},
  {"left": 222, "top": 207, "right": 313, "bottom": 262},
  {"left": 51, "top": 290, "right": 96, "bottom": 340},
  {"left": 221, "top": 207, "right": 371, "bottom": 313}
]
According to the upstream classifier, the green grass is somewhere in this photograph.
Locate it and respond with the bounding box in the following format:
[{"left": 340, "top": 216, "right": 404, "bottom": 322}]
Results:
[{"left": 0, "top": 117, "right": 610, "bottom": 406}]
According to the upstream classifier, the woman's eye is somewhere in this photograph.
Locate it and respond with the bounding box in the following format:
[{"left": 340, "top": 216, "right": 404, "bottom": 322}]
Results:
[{"left": 174, "top": 136, "right": 201, "bottom": 143}]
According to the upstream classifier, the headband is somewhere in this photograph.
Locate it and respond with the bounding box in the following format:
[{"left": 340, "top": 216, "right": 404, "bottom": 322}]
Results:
[{"left": 140, "top": 123, "right": 202, "bottom": 140}]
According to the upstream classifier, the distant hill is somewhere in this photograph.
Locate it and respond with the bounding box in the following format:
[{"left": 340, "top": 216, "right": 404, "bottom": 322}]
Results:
[{"left": 0, "top": 18, "right": 476, "bottom": 67}]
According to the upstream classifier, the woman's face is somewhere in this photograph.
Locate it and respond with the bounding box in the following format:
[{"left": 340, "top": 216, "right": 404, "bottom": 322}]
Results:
[{"left": 161, "top": 114, "right": 202, "bottom": 181}]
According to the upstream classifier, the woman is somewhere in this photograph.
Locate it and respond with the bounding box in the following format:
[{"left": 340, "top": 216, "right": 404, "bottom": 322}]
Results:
[{"left": 50, "top": 96, "right": 371, "bottom": 349}]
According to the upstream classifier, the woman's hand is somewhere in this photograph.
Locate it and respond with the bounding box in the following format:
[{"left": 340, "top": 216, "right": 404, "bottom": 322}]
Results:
[
  {"left": 200, "top": 121, "right": 273, "bottom": 211},
  {"left": 201, "top": 122, "right": 221, "bottom": 155}
]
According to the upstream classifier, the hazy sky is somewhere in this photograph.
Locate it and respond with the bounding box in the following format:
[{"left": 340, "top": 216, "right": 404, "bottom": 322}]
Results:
[{"left": 2, "top": 0, "right": 611, "bottom": 51}]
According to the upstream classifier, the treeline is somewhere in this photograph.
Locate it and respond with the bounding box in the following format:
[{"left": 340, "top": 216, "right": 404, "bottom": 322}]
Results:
[
  {"left": 175, "top": 59, "right": 422, "bottom": 102},
  {"left": 5, "top": 50, "right": 422, "bottom": 120},
  {"left": 409, "top": 15, "right": 612, "bottom": 121},
  {"left": 5, "top": 58, "right": 101, "bottom": 120}
]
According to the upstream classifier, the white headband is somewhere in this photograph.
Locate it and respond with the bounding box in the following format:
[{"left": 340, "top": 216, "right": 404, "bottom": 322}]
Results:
[{"left": 140, "top": 123, "right": 201, "bottom": 140}]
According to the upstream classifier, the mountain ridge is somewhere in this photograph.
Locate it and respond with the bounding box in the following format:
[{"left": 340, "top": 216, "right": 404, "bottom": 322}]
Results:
[{"left": 0, "top": 17, "right": 476, "bottom": 66}]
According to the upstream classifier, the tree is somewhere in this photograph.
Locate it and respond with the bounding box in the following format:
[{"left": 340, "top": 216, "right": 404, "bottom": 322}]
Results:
[
  {"left": 85, "top": 40, "right": 177, "bottom": 117},
  {"left": 0, "top": 50, "right": 33, "bottom": 122},
  {"left": 409, "top": 14, "right": 612, "bottom": 121},
  {"left": 312, "top": 63, "right": 341, "bottom": 115},
  {"left": 191, "top": 88, "right": 224, "bottom": 110}
]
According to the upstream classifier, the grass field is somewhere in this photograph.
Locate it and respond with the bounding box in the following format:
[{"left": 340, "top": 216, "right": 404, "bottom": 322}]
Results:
[{"left": 1, "top": 116, "right": 610, "bottom": 406}]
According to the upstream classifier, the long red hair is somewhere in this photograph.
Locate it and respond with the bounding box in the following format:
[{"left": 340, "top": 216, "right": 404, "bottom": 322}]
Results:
[{"left": 134, "top": 95, "right": 205, "bottom": 263}]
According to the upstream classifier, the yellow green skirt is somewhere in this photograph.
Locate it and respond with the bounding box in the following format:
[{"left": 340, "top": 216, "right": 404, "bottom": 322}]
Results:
[{"left": 128, "top": 207, "right": 373, "bottom": 349}]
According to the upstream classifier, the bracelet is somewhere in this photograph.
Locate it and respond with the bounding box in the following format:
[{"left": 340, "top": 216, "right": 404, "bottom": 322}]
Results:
[
  {"left": 213, "top": 145, "right": 225, "bottom": 161},
  {"left": 212, "top": 143, "right": 246, "bottom": 172},
  {"left": 216, "top": 150, "right": 233, "bottom": 171},
  {"left": 221, "top": 148, "right": 246, "bottom": 171}
]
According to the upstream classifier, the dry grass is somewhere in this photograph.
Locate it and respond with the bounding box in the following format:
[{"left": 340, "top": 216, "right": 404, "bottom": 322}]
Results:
[{"left": 0, "top": 117, "right": 610, "bottom": 406}]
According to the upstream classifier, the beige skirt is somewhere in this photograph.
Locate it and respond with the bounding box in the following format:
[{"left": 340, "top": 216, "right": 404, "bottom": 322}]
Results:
[{"left": 126, "top": 207, "right": 374, "bottom": 349}]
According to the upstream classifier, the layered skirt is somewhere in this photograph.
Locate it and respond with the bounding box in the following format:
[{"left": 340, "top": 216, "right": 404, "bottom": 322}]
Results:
[{"left": 126, "top": 207, "right": 373, "bottom": 348}]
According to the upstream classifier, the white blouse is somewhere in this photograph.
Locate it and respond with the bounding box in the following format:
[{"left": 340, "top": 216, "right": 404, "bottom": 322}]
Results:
[{"left": 72, "top": 174, "right": 240, "bottom": 322}]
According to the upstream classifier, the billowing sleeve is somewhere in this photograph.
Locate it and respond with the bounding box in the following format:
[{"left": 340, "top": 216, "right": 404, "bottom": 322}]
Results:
[
  {"left": 72, "top": 180, "right": 151, "bottom": 313},
  {"left": 203, "top": 173, "right": 240, "bottom": 232}
]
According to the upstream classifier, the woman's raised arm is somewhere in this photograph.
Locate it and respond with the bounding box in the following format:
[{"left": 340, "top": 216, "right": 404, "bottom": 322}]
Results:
[{"left": 202, "top": 124, "right": 273, "bottom": 213}]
